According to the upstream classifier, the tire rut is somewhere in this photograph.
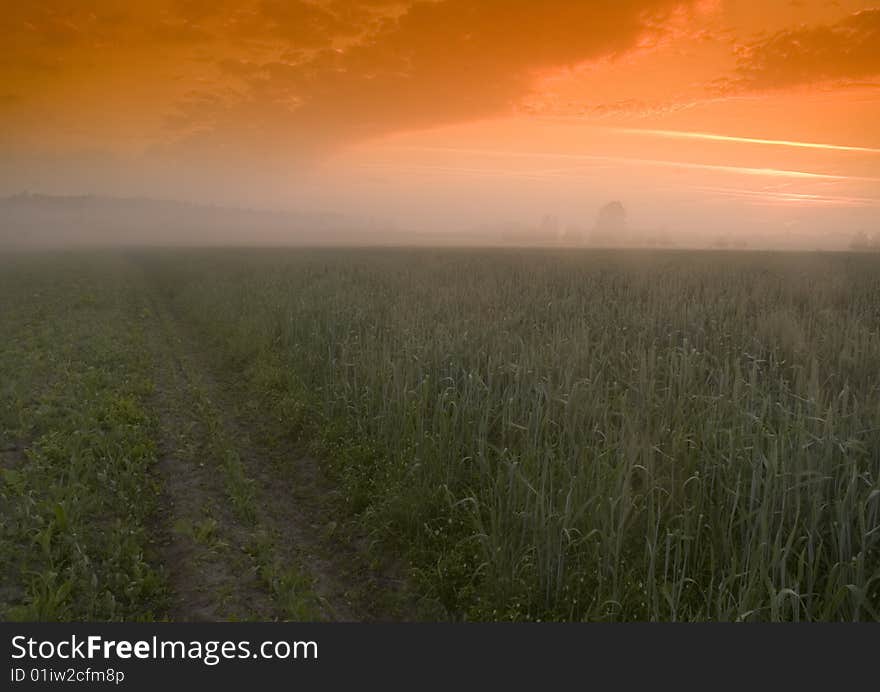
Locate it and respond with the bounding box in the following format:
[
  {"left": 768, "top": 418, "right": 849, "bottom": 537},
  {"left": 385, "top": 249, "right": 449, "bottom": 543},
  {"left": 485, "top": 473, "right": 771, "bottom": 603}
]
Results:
[
  {"left": 145, "top": 292, "right": 280, "bottom": 621},
  {"left": 139, "top": 269, "right": 368, "bottom": 621}
]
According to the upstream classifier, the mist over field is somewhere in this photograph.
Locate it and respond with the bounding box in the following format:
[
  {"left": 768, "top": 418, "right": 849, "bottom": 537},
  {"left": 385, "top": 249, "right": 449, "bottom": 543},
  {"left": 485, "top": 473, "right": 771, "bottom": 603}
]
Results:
[{"left": 1, "top": 192, "right": 876, "bottom": 251}]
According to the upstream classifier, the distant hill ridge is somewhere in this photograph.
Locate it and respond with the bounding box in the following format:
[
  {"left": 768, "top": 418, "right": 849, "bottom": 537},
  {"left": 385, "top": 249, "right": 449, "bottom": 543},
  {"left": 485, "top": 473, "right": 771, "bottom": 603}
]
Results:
[{"left": 0, "top": 193, "right": 384, "bottom": 248}]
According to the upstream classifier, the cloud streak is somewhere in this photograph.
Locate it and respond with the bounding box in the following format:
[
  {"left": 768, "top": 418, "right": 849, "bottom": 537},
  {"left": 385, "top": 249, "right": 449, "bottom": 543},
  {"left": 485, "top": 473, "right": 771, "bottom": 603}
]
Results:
[
  {"left": 362, "top": 145, "right": 877, "bottom": 181},
  {"left": 694, "top": 185, "right": 880, "bottom": 208},
  {"left": 613, "top": 128, "right": 880, "bottom": 153}
]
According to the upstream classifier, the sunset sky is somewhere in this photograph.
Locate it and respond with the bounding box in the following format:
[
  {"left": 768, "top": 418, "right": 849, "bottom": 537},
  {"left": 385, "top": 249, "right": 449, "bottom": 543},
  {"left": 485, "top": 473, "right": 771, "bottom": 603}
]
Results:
[{"left": 2, "top": 1, "right": 879, "bottom": 245}]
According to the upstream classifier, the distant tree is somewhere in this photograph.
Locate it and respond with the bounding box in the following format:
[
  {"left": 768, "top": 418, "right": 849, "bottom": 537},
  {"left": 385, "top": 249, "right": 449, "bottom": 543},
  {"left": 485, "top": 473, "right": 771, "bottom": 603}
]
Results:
[
  {"left": 539, "top": 214, "right": 560, "bottom": 240},
  {"left": 591, "top": 201, "right": 627, "bottom": 245}
]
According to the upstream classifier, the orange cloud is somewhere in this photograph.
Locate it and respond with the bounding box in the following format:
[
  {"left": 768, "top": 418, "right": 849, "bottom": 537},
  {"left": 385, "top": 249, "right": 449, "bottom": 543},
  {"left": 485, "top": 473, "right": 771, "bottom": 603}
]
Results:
[
  {"left": 162, "top": 0, "right": 695, "bottom": 156},
  {"left": 3, "top": 1, "right": 701, "bottom": 160},
  {"left": 2, "top": 0, "right": 877, "bottom": 236},
  {"left": 733, "top": 8, "right": 880, "bottom": 89}
]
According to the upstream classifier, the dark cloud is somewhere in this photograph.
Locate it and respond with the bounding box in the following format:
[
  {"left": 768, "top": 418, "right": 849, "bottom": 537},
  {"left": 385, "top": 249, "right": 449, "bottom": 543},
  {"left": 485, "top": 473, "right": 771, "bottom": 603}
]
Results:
[
  {"left": 2, "top": 1, "right": 696, "bottom": 163},
  {"left": 166, "top": 0, "right": 690, "bottom": 157},
  {"left": 167, "top": 1, "right": 405, "bottom": 47},
  {"left": 733, "top": 8, "right": 880, "bottom": 89},
  {"left": 255, "top": 1, "right": 370, "bottom": 45},
  {"left": 0, "top": 2, "right": 132, "bottom": 43},
  {"left": 151, "top": 20, "right": 214, "bottom": 44}
]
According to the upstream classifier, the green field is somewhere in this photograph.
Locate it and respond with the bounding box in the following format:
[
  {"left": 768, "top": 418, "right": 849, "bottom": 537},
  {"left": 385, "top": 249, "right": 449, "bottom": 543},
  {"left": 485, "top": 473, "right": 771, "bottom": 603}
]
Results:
[{"left": 1, "top": 248, "right": 878, "bottom": 621}]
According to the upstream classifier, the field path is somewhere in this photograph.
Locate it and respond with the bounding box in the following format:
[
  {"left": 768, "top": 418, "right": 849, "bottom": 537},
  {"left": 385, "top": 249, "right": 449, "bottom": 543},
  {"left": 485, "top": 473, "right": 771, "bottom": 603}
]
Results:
[{"left": 134, "top": 263, "right": 410, "bottom": 621}]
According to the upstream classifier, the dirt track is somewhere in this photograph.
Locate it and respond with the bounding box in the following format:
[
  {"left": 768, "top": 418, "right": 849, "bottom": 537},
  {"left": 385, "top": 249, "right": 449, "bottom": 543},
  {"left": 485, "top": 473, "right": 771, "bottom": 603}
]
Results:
[{"left": 136, "top": 267, "right": 410, "bottom": 621}]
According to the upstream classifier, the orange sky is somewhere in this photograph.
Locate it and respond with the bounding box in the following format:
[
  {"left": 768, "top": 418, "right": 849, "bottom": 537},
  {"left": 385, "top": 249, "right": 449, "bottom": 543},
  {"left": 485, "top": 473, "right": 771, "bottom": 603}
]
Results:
[{"left": 2, "top": 1, "right": 879, "bottom": 245}]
